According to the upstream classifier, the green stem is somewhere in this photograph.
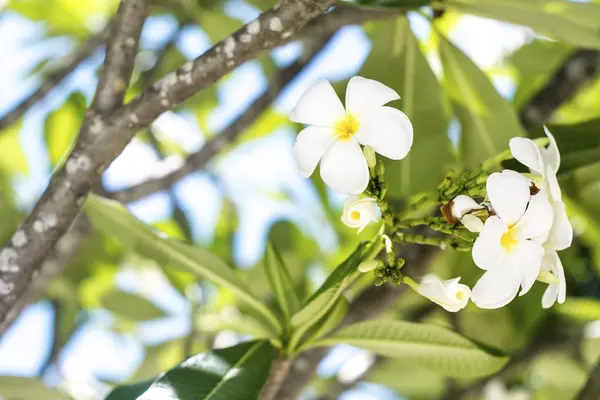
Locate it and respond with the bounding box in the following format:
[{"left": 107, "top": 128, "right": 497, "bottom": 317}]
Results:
[
  {"left": 402, "top": 275, "right": 421, "bottom": 292},
  {"left": 394, "top": 215, "right": 454, "bottom": 234},
  {"left": 393, "top": 231, "right": 472, "bottom": 251},
  {"left": 397, "top": 193, "right": 439, "bottom": 220}
]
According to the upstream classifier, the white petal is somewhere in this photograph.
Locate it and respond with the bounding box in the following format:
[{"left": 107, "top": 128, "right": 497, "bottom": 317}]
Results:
[
  {"left": 542, "top": 284, "right": 559, "bottom": 309},
  {"left": 342, "top": 197, "right": 380, "bottom": 233},
  {"left": 513, "top": 190, "right": 553, "bottom": 241},
  {"left": 545, "top": 164, "right": 562, "bottom": 202},
  {"left": 320, "top": 138, "right": 369, "bottom": 194},
  {"left": 418, "top": 275, "right": 470, "bottom": 312},
  {"left": 511, "top": 240, "right": 544, "bottom": 295},
  {"left": 509, "top": 137, "right": 544, "bottom": 175},
  {"left": 541, "top": 126, "right": 561, "bottom": 174},
  {"left": 345, "top": 76, "right": 400, "bottom": 120},
  {"left": 471, "top": 263, "right": 521, "bottom": 309},
  {"left": 293, "top": 126, "right": 336, "bottom": 177},
  {"left": 452, "top": 195, "right": 483, "bottom": 219},
  {"left": 472, "top": 216, "right": 506, "bottom": 271},
  {"left": 461, "top": 214, "right": 484, "bottom": 233},
  {"left": 547, "top": 201, "right": 573, "bottom": 250},
  {"left": 487, "top": 170, "right": 531, "bottom": 226},
  {"left": 289, "top": 80, "right": 345, "bottom": 126},
  {"left": 353, "top": 106, "right": 413, "bottom": 160}
]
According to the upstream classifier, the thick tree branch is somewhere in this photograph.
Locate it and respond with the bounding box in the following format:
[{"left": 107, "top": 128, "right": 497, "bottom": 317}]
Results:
[
  {"left": 519, "top": 49, "right": 600, "bottom": 131},
  {"left": 0, "top": 0, "right": 148, "bottom": 334},
  {"left": 0, "top": 22, "right": 113, "bottom": 131}
]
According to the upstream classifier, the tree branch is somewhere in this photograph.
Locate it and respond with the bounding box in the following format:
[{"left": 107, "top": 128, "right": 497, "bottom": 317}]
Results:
[
  {"left": 519, "top": 49, "right": 600, "bottom": 131},
  {"left": 0, "top": 0, "right": 148, "bottom": 335},
  {"left": 0, "top": 22, "right": 113, "bottom": 131}
]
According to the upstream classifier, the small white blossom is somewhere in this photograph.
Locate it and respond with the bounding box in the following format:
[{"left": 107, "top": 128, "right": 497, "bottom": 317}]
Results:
[
  {"left": 540, "top": 248, "right": 566, "bottom": 309},
  {"left": 418, "top": 274, "right": 471, "bottom": 312},
  {"left": 471, "top": 170, "right": 554, "bottom": 309},
  {"left": 291, "top": 77, "right": 413, "bottom": 194},
  {"left": 509, "top": 127, "right": 572, "bottom": 250},
  {"left": 444, "top": 195, "right": 486, "bottom": 233},
  {"left": 341, "top": 195, "right": 379, "bottom": 233}
]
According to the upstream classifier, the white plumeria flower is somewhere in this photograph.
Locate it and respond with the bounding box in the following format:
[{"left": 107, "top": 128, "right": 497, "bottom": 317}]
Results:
[
  {"left": 418, "top": 274, "right": 471, "bottom": 312},
  {"left": 445, "top": 195, "right": 486, "bottom": 233},
  {"left": 341, "top": 195, "right": 379, "bottom": 233},
  {"left": 509, "top": 127, "right": 573, "bottom": 250},
  {"left": 471, "top": 170, "right": 554, "bottom": 309},
  {"left": 290, "top": 76, "right": 414, "bottom": 194},
  {"left": 540, "top": 248, "right": 566, "bottom": 309}
]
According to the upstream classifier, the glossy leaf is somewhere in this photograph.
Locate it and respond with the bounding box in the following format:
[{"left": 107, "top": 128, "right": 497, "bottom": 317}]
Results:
[
  {"left": 447, "top": 0, "right": 600, "bottom": 50},
  {"left": 360, "top": 17, "right": 452, "bottom": 196},
  {"left": 264, "top": 241, "right": 300, "bottom": 323},
  {"left": 0, "top": 376, "right": 70, "bottom": 400},
  {"left": 85, "top": 194, "right": 281, "bottom": 334},
  {"left": 439, "top": 34, "right": 524, "bottom": 167},
  {"left": 136, "top": 340, "right": 275, "bottom": 400},
  {"left": 100, "top": 289, "right": 167, "bottom": 321},
  {"left": 105, "top": 380, "right": 153, "bottom": 400},
  {"left": 311, "top": 320, "right": 508, "bottom": 378}
]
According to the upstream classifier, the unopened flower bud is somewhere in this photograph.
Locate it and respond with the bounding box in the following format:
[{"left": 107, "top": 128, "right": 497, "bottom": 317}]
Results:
[
  {"left": 363, "top": 146, "right": 377, "bottom": 169},
  {"left": 358, "top": 259, "right": 382, "bottom": 273}
]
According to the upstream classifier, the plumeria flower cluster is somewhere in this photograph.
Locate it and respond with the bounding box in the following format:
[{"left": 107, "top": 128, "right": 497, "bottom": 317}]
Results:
[{"left": 442, "top": 128, "right": 572, "bottom": 311}]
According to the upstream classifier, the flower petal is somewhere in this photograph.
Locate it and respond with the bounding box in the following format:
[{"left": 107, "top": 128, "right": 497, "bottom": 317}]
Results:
[
  {"left": 419, "top": 275, "right": 470, "bottom": 312},
  {"left": 289, "top": 80, "right": 345, "bottom": 126},
  {"left": 541, "top": 249, "right": 566, "bottom": 308},
  {"left": 472, "top": 216, "right": 506, "bottom": 270},
  {"left": 541, "top": 126, "right": 561, "bottom": 174},
  {"left": 545, "top": 164, "right": 562, "bottom": 202},
  {"left": 547, "top": 201, "right": 573, "bottom": 250},
  {"left": 542, "top": 283, "right": 559, "bottom": 309},
  {"left": 353, "top": 106, "right": 413, "bottom": 160},
  {"left": 509, "top": 137, "right": 544, "bottom": 175},
  {"left": 320, "top": 138, "right": 369, "bottom": 194},
  {"left": 511, "top": 240, "right": 544, "bottom": 295},
  {"left": 513, "top": 190, "right": 553, "bottom": 241},
  {"left": 345, "top": 76, "right": 400, "bottom": 120},
  {"left": 451, "top": 195, "right": 484, "bottom": 219},
  {"left": 293, "top": 126, "right": 336, "bottom": 177},
  {"left": 471, "top": 263, "right": 521, "bottom": 309},
  {"left": 487, "top": 170, "right": 531, "bottom": 226},
  {"left": 461, "top": 214, "right": 484, "bottom": 233}
]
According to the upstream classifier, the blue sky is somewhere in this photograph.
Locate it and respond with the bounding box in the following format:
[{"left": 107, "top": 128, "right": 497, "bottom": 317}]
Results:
[{"left": 0, "top": 2, "right": 530, "bottom": 399}]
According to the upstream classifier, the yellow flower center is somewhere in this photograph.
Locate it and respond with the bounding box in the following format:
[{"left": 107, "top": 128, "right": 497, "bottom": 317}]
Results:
[
  {"left": 456, "top": 291, "right": 466, "bottom": 301},
  {"left": 334, "top": 113, "right": 360, "bottom": 141},
  {"left": 350, "top": 210, "right": 361, "bottom": 221},
  {"left": 500, "top": 226, "right": 519, "bottom": 252}
]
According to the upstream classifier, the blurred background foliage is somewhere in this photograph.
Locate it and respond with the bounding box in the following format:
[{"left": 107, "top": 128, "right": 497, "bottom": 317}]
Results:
[{"left": 1, "top": 0, "right": 600, "bottom": 399}]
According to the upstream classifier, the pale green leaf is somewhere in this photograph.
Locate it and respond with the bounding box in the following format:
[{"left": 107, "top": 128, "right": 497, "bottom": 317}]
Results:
[
  {"left": 0, "top": 121, "right": 28, "bottom": 174},
  {"left": 439, "top": 34, "right": 524, "bottom": 167},
  {"left": 367, "top": 359, "right": 446, "bottom": 399},
  {"left": 0, "top": 376, "right": 70, "bottom": 400},
  {"left": 44, "top": 92, "right": 86, "bottom": 167},
  {"left": 555, "top": 297, "right": 600, "bottom": 322},
  {"left": 303, "top": 296, "right": 349, "bottom": 345},
  {"left": 447, "top": 0, "right": 600, "bottom": 50},
  {"left": 197, "top": 312, "right": 277, "bottom": 340},
  {"left": 135, "top": 340, "right": 275, "bottom": 400},
  {"left": 264, "top": 241, "right": 300, "bottom": 323},
  {"left": 100, "top": 289, "right": 167, "bottom": 321},
  {"left": 360, "top": 17, "right": 452, "bottom": 196},
  {"left": 311, "top": 320, "right": 508, "bottom": 378},
  {"left": 85, "top": 194, "right": 281, "bottom": 334}
]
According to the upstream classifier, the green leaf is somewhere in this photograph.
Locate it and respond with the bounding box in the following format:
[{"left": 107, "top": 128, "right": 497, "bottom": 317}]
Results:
[
  {"left": 447, "top": 0, "right": 600, "bottom": 50},
  {"left": 291, "top": 242, "right": 368, "bottom": 328},
  {"left": 555, "top": 297, "right": 600, "bottom": 322},
  {"left": 360, "top": 17, "right": 452, "bottom": 196},
  {"left": 0, "top": 121, "right": 28, "bottom": 174},
  {"left": 44, "top": 92, "right": 86, "bottom": 167},
  {"left": 233, "top": 109, "right": 288, "bottom": 147},
  {"left": 367, "top": 359, "right": 446, "bottom": 399},
  {"left": 303, "top": 296, "right": 349, "bottom": 345},
  {"left": 137, "top": 340, "right": 275, "bottom": 400},
  {"left": 85, "top": 194, "right": 281, "bottom": 334},
  {"left": 310, "top": 320, "right": 508, "bottom": 378},
  {"left": 100, "top": 289, "right": 167, "bottom": 321},
  {"left": 105, "top": 380, "right": 153, "bottom": 400},
  {"left": 0, "top": 376, "right": 70, "bottom": 400},
  {"left": 264, "top": 241, "right": 300, "bottom": 323},
  {"left": 439, "top": 34, "right": 524, "bottom": 167}
]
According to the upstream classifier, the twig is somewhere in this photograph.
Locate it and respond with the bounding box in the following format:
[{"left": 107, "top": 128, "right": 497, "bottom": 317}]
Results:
[
  {"left": 260, "top": 356, "right": 293, "bottom": 400},
  {"left": 0, "top": 0, "right": 149, "bottom": 335},
  {"left": 0, "top": 22, "right": 113, "bottom": 131},
  {"left": 109, "top": 32, "right": 335, "bottom": 203},
  {"left": 519, "top": 49, "right": 600, "bottom": 131}
]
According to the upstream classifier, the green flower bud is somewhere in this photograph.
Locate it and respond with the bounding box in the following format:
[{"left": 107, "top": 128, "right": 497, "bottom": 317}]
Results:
[{"left": 363, "top": 146, "right": 377, "bottom": 169}]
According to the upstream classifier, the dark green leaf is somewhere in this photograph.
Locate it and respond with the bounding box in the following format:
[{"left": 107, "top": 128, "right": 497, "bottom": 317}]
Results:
[
  {"left": 137, "top": 340, "right": 275, "bottom": 400},
  {"left": 105, "top": 380, "right": 154, "bottom": 400}
]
